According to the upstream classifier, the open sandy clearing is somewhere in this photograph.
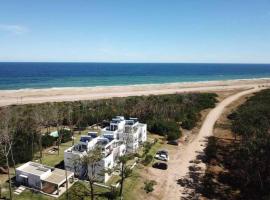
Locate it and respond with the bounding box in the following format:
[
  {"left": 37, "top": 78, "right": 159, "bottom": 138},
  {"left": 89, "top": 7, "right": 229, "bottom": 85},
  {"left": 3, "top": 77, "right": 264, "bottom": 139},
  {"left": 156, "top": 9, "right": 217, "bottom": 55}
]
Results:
[{"left": 144, "top": 86, "right": 265, "bottom": 200}]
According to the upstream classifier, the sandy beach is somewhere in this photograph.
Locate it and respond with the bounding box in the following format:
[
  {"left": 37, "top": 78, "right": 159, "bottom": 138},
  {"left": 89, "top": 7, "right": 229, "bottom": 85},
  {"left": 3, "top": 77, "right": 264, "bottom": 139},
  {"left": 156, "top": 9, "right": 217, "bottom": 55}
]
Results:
[{"left": 0, "top": 78, "right": 270, "bottom": 107}]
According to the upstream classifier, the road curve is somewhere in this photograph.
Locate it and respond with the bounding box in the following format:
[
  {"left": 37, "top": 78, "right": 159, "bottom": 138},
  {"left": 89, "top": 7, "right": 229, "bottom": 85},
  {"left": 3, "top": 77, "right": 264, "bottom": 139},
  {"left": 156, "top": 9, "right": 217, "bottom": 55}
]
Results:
[{"left": 163, "top": 86, "right": 265, "bottom": 200}]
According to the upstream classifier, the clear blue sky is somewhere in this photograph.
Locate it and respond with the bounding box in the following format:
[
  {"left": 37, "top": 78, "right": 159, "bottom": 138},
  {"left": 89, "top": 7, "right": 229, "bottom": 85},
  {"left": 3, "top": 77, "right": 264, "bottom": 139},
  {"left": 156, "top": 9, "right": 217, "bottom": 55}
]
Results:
[{"left": 0, "top": 0, "right": 270, "bottom": 63}]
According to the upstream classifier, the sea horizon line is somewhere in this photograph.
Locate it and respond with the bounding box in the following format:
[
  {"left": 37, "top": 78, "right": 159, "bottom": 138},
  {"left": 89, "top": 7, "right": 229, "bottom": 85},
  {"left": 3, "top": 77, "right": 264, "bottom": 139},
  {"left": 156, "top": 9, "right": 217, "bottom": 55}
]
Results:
[{"left": 1, "top": 61, "right": 270, "bottom": 65}]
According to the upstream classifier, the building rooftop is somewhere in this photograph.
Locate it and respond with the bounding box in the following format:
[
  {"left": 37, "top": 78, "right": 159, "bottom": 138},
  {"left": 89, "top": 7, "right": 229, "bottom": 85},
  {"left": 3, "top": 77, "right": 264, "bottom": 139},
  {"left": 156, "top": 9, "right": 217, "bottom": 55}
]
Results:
[
  {"left": 42, "top": 168, "right": 73, "bottom": 186},
  {"left": 17, "top": 162, "right": 74, "bottom": 186},
  {"left": 17, "top": 162, "right": 52, "bottom": 176},
  {"left": 96, "top": 138, "right": 110, "bottom": 146},
  {"left": 125, "top": 120, "right": 135, "bottom": 126},
  {"left": 129, "top": 117, "right": 138, "bottom": 122},
  {"left": 80, "top": 135, "right": 92, "bottom": 143},
  {"left": 116, "top": 116, "right": 125, "bottom": 120}
]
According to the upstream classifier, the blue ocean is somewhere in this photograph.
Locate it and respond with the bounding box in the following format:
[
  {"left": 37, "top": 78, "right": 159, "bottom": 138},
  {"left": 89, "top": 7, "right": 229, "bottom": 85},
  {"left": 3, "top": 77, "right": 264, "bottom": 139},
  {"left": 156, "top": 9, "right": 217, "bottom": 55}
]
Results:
[{"left": 0, "top": 62, "right": 270, "bottom": 90}]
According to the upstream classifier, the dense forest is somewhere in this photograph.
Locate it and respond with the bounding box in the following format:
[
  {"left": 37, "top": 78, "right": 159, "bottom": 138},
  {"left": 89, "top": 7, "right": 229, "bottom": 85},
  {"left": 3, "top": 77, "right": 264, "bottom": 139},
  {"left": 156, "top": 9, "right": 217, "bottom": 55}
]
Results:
[
  {"left": 201, "top": 89, "right": 270, "bottom": 200},
  {"left": 0, "top": 93, "right": 217, "bottom": 167}
]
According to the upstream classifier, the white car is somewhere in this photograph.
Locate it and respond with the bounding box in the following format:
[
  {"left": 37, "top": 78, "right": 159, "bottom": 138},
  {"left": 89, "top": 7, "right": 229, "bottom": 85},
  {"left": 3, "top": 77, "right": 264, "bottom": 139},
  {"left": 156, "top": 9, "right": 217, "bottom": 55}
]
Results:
[{"left": 155, "top": 153, "right": 169, "bottom": 161}]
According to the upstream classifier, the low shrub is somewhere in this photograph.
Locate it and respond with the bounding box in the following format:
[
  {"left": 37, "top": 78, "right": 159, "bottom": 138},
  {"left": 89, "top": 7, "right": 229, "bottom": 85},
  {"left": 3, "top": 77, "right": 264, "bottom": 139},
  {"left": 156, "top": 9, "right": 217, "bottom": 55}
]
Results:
[
  {"left": 60, "top": 129, "right": 72, "bottom": 143},
  {"left": 143, "top": 141, "right": 153, "bottom": 156},
  {"left": 204, "top": 136, "right": 217, "bottom": 163},
  {"left": 42, "top": 134, "right": 56, "bottom": 148},
  {"left": 143, "top": 180, "right": 157, "bottom": 193},
  {"left": 142, "top": 154, "right": 153, "bottom": 166},
  {"left": 148, "top": 119, "right": 181, "bottom": 140}
]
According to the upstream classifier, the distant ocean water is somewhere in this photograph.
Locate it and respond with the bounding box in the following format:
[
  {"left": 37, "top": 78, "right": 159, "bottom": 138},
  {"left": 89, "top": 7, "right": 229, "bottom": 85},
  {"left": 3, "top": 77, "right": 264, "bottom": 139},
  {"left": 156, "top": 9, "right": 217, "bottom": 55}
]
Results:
[{"left": 0, "top": 62, "right": 270, "bottom": 90}]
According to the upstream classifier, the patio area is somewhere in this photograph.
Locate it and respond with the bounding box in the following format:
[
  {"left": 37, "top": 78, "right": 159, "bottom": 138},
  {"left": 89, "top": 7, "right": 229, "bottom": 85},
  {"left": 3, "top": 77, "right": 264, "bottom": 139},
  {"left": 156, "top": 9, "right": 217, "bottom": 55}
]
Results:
[{"left": 41, "top": 168, "right": 75, "bottom": 198}]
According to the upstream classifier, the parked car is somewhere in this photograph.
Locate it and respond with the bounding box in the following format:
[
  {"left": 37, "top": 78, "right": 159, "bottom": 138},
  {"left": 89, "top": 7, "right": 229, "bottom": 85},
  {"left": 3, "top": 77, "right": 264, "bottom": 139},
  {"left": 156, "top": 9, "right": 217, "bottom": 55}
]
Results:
[
  {"left": 152, "top": 162, "right": 168, "bottom": 170},
  {"left": 155, "top": 153, "right": 169, "bottom": 161},
  {"left": 167, "top": 140, "right": 179, "bottom": 146},
  {"left": 157, "top": 149, "right": 168, "bottom": 156},
  {"left": 155, "top": 149, "right": 169, "bottom": 161}
]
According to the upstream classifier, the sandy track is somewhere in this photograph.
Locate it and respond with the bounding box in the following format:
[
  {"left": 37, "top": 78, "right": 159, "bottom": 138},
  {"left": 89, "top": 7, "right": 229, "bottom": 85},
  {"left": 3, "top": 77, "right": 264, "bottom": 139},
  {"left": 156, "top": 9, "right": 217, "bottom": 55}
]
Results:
[
  {"left": 147, "top": 86, "right": 264, "bottom": 200},
  {"left": 0, "top": 79, "right": 269, "bottom": 107}
]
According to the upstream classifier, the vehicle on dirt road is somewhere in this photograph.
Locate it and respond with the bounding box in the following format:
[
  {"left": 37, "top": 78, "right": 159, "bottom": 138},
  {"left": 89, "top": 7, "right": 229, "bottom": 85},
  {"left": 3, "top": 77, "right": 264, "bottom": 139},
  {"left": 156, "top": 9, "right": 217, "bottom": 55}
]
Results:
[
  {"left": 155, "top": 149, "right": 169, "bottom": 161},
  {"left": 154, "top": 153, "right": 168, "bottom": 161},
  {"left": 167, "top": 140, "right": 179, "bottom": 146},
  {"left": 152, "top": 162, "right": 168, "bottom": 170}
]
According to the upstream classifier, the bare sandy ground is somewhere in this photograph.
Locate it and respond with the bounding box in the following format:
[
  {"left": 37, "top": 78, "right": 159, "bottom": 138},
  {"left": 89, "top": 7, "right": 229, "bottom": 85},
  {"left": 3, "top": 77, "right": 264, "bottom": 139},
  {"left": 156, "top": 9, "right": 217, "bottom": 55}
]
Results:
[
  {"left": 0, "top": 78, "right": 270, "bottom": 107},
  {"left": 131, "top": 86, "right": 266, "bottom": 200},
  {"left": 146, "top": 86, "right": 264, "bottom": 200}
]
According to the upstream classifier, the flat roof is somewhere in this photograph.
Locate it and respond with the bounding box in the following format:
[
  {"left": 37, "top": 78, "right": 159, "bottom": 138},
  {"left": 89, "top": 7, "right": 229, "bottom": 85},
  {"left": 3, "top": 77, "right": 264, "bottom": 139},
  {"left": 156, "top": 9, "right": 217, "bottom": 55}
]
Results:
[
  {"left": 42, "top": 168, "right": 74, "bottom": 186},
  {"left": 17, "top": 162, "right": 52, "bottom": 176}
]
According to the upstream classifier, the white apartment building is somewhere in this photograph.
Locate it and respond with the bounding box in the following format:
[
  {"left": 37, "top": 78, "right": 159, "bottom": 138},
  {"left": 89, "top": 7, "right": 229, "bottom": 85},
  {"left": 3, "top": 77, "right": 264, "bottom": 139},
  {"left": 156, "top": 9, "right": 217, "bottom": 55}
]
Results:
[
  {"left": 64, "top": 134, "right": 126, "bottom": 182},
  {"left": 102, "top": 116, "right": 147, "bottom": 153},
  {"left": 64, "top": 116, "right": 147, "bottom": 183}
]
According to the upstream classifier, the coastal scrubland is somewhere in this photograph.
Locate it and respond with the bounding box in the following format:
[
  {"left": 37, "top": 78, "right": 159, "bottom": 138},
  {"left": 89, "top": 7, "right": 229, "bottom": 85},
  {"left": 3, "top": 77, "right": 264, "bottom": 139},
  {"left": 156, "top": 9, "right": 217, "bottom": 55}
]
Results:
[
  {"left": 197, "top": 89, "right": 270, "bottom": 200},
  {"left": 0, "top": 92, "right": 217, "bottom": 200},
  {"left": 0, "top": 92, "right": 217, "bottom": 167}
]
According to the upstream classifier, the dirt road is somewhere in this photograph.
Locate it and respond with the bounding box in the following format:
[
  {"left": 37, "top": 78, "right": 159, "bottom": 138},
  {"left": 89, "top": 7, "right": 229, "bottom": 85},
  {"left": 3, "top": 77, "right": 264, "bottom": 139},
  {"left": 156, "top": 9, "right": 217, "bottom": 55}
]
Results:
[{"left": 146, "top": 86, "right": 264, "bottom": 200}]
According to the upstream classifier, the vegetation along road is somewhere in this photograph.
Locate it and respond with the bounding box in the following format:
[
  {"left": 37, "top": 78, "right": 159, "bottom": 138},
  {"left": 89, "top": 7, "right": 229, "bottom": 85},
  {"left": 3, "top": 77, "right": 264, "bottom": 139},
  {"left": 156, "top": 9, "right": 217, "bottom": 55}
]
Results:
[{"left": 161, "top": 86, "right": 264, "bottom": 200}]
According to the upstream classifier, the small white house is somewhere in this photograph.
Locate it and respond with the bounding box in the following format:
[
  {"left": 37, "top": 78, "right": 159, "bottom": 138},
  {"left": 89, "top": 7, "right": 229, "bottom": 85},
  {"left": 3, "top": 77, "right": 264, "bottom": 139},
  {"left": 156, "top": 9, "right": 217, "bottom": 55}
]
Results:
[{"left": 16, "top": 162, "right": 74, "bottom": 196}]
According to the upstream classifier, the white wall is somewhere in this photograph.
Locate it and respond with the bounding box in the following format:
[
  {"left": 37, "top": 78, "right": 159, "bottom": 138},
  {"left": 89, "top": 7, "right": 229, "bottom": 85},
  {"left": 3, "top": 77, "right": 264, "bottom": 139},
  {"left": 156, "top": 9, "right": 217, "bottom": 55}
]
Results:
[
  {"left": 64, "top": 149, "right": 83, "bottom": 175},
  {"left": 124, "top": 123, "right": 147, "bottom": 153},
  {"left": 140, "top": 124, "right": 147, "bottom": 143},
  {"left": 87, "top": 152, "right": 114, "bottom": 183},
  {"left": 16, "top": 170, "right": 42, "bottom": 189}
]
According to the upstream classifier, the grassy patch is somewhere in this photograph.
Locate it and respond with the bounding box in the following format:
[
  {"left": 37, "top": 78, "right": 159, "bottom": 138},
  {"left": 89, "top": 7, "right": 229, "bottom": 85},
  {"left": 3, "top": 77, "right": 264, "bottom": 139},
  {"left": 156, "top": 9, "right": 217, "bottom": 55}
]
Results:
[
  {"left": 121, "top": 134, "right": 166, "bottom": 199},
  {"left": 14, "top": 190, "right": 52, "bottom": 200},
  {"left": 9, "top": 181, "right": 110, "bottom": 200},
  {"left": 106, "top": 174, "right": 121, "bottom": 186},
  {"left": 35, "top": 132, "right": 82, "bottom": 167},
  {"left": 122, "top": 168, "right": 142, "bottom": 200}
]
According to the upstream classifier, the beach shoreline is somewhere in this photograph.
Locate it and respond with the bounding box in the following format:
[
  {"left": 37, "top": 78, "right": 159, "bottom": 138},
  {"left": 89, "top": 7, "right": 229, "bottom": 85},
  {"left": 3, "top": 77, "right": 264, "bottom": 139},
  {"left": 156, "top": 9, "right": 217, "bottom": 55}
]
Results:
[{"left": 0, "top": 78, "right": 270, "bottom": 107}]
